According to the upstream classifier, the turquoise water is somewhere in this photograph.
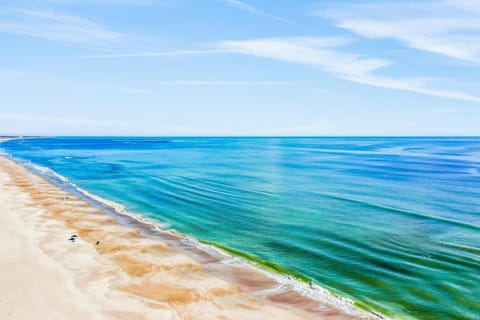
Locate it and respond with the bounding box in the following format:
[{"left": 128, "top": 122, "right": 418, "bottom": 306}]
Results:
[{"left": 2, "top": 137, "right": 479, "bottom": 319}]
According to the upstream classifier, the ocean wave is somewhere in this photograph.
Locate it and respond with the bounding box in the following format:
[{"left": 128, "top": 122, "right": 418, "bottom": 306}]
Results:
[
  {"left": 11, "top": 157, "right": 171, "bottom": 231},
  {"left": 323, "top": 193, "right": 480, "bottom": 231},
  {"left": 7, "top": 155, "right": 386, "bottom": 320}
]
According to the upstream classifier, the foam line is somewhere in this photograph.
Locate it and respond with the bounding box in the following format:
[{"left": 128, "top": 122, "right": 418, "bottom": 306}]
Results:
[{"left": 3, "top": 152, "right": 388, "bottom": 320}]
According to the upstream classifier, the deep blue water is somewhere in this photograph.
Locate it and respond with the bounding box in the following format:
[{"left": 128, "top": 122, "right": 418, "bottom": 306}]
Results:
[{"left": 2, "top": 137, "right": 479, "bottom": 319}]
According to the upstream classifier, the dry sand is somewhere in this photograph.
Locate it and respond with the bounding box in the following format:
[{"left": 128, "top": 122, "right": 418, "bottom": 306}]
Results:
[{"left": 0, "top": 155, "right": 366, "bottom": 320}]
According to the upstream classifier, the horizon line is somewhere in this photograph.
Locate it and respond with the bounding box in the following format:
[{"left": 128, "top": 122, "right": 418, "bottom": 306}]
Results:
[{"left": 2, "top": 135, "right": 480, "bottom": 138}]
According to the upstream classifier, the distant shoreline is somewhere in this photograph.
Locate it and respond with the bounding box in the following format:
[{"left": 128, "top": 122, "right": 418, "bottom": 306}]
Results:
[{"left": 1, "top": 135, "right": 480, "bottom": 139}]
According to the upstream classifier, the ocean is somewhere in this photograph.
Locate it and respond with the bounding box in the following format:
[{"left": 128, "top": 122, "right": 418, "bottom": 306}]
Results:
[{"left": 1, "top": 137, "right": 479, "bottom": 319}]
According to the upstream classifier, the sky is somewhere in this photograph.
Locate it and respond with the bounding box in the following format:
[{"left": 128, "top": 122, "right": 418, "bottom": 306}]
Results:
[{"left": 1, "top": 0, "right": 480, "bottom": 136}]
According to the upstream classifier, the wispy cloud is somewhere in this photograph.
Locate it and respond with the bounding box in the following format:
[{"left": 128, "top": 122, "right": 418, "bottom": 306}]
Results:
[
  {"left": 156, "top": 80, "right": 291, "bottom": 86},
  {"left": 214, "top": 36, "right": 480, "bottom": 102},
  {"left": 222, "top": 0, "right": 293, "bottom": 24},
  {"left": 81, "top": 36, "right": 480, "bottom": 101},
  {"left": 0, "top": 8, "right": 123, "bottom": 47},
  {"left": 319, "top": 0, "right": 480, "bottom": 63}
]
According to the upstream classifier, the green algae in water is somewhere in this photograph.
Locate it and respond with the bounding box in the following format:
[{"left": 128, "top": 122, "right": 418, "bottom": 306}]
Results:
[{"left": 199, "top": 240, "right": 312, "bottom": 282}]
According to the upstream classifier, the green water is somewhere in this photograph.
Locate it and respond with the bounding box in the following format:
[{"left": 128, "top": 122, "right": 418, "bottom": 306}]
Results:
[{"left": 3, "top": 137, "right": 479, "bottom": 319}]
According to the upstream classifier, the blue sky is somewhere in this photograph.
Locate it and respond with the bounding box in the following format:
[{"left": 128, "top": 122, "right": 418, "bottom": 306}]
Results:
[{"left": 1, "top": 0, "right": 480, "bottom": 136}]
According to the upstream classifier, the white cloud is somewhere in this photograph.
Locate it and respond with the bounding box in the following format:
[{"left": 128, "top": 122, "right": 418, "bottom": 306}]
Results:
[
  {"left": 214, "top": 36, "right": 480, "bottom": 102},
  {"left": 222, "top": 0, "right": 293, "bottom": 23},
  {"left": 319, "top": 0, "right": 480, "bottom": 63},
  {"left": 83, "top": 36, "right": 480, "bottom": 102},
  {"left": 0, "top": 8, "right": 123, "bottom": 47},
  {"left": 216, "top": 37, "right": 389, "bottom": 75}
]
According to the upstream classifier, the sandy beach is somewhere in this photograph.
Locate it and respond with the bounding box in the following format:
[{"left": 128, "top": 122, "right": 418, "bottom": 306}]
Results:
[{"left": 0, "top": 155, "right": 368, "bottom": 320}]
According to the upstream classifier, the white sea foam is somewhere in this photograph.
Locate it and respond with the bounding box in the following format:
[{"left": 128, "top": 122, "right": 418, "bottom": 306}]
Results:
[
  {"left": 13, "top": 157, "right": 171, "bottom": 231},
  {"left": 10, "top": 156, "right": 387, "bottom": 320}
]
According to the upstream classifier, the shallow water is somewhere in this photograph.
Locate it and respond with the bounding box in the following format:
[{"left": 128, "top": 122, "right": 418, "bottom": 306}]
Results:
[{"left": 2, "top": 137, "right": 479, "bottom": 319}]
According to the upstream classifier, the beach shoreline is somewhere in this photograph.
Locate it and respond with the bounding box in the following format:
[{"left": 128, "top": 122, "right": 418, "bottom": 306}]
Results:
[{"left": 0, "top": 154, "right": 382, "bottom": 320}]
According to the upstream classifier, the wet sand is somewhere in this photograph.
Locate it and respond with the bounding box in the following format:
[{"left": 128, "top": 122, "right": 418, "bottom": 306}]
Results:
[{"left": 0, "top": 155, "right": 373, "bottom": 320}]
